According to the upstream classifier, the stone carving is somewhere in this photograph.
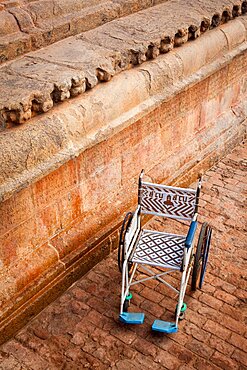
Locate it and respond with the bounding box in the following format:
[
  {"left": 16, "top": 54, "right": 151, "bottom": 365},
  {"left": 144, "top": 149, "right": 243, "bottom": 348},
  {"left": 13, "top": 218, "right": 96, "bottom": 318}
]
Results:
[{"left": 0, "top": 0, "right": 246, "bottom": 128}]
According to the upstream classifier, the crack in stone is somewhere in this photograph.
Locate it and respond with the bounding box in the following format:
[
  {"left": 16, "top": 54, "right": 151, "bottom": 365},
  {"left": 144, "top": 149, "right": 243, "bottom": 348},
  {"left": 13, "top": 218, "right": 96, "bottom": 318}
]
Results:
[{"left": 139, "top": 68, "right": 152, "bottom": 92}]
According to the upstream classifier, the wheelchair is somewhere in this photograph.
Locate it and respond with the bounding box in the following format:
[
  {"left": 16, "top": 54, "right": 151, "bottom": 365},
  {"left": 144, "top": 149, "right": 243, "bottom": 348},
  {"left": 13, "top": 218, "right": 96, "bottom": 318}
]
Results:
[{"left": 118, "top": 170, "right": 212, "bottom": 333}]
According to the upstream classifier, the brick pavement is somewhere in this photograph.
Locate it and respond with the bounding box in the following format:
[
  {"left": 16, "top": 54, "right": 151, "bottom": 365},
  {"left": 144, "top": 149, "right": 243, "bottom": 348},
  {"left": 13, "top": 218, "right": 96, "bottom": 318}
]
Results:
[{"left": 0, "top": 142, "right": 246, "bottom": 370}]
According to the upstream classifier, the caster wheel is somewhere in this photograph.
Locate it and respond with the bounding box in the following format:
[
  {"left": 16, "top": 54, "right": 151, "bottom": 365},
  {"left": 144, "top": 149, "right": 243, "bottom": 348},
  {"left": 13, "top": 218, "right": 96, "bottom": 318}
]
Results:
[
  {"left": 178, "top": 312, "right": 185, "bottom": 320},
  {"left": 123, "top": 299, "right": 129, "bottom": 312},
  {"left": 175, "top": 303, "right": 187, "bottom": 320},
  {"left": 123, "top": 293, "right": 132, "bottom": 312}
]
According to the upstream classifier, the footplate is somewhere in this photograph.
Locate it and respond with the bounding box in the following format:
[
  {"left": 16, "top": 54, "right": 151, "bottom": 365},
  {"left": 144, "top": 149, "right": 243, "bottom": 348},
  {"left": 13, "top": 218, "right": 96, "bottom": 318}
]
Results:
[
  {"left": 119, "top": 312, "right": 145, "bottom": 324},
  {"left": 152, "top": 320, "right": 178, "bottom": 333}
]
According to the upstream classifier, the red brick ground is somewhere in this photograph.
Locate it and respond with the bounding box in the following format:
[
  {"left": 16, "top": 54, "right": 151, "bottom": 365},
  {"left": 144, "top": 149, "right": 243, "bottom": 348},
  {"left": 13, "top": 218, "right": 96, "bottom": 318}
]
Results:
[{"left": 0, "top": 142, "right": 246, "bottom": 370}]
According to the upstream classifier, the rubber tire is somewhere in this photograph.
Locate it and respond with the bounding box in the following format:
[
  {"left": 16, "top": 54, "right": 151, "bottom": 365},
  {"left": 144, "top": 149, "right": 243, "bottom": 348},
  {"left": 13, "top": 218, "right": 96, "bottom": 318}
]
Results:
[
  {"left": 175, "top": 303, "right": 187, "bottom": 320},
  {"left": 178, "top": 312, "right": 185, "bottom": 320},
  {"left": 199, "top": 225, "right": 212, "bottom": 288},
  {"left": 118, "top": 212, "right": 133, "bottom": 273},
  {"left": 123, "top": 299, "right": 129, "bottom": 312},
  {"left": 191, "top": 222, "right": 208, "bottom": 291},
  {"left": 174, "top": 309, "right": 185, "bottom": 321}
]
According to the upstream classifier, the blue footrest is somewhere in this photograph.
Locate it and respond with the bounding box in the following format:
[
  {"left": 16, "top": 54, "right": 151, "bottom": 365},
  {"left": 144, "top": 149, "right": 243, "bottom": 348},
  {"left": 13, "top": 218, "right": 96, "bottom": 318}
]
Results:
[
  {"left": 152, "top": 320, "right": 178, "bottom": 333},
  {"left": 119, "top": 312, "right": 145, "bottom": 324}
]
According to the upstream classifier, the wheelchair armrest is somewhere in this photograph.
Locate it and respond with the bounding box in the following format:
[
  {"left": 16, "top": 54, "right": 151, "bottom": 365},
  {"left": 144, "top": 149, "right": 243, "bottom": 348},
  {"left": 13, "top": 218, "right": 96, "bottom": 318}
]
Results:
[{"left": 185, "top": 221, "right": 197, "bottom": 249}]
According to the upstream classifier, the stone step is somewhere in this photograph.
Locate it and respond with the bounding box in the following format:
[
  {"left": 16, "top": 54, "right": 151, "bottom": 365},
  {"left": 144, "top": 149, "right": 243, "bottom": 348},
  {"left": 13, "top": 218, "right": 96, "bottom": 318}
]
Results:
[
  {"left": 0, "top": 0, "right": 246, "bottom": 128},
  {"left": 0, "top": 0, "right": 168, "bottom": 63}
]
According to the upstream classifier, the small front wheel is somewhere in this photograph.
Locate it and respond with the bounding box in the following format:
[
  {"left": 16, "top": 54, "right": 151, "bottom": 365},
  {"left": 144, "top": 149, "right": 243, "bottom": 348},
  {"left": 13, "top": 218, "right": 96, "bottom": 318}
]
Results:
[
  {"left": 123, "top": 299, "right": 129, "bottom": 312},
  {"left": 175, "top": 303, "right": 187, "bottom": 320}
]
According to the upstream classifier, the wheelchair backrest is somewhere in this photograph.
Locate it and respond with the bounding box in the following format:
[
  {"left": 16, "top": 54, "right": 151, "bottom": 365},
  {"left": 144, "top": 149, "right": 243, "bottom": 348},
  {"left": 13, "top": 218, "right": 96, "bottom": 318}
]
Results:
[{"left": 139, "top": 180, "right": 197, "bottom": 221}]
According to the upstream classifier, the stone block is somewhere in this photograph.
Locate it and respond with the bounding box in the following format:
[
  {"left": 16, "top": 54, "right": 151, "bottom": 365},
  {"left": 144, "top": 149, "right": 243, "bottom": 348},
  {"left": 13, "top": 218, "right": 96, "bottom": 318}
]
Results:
[
  {"left": 0, "top": 186, "right": 34, "bottom": 236},
  {"left": 14, "top": 243, "right": 59, "bottom": 294},
  {"left": 174, "top": 38, "right": 207, "bottom": 76},
  {"left": 24, "top": 0, "right": 57, "bottom": 23},
  {"left": 218, "top": 85, "right": 234, "bottom": 115},
  {"left": 0, "top": 114, "right": 69, "bottom": 202},
  {"left": 0, "top": 242, "right": 58, "bottom": 310},
  {"left": 0, "top": 32, "right": 31, "bottom": 63},
  {"left": 187, "top": 105, "right": 201, "bottom": 135},
  {"left": 239, "top": 15, "right": 247, "bottom": 38},
  {"left": 220, "top": 19, "right": 246, "bottom": 49},
  {"left": 0, "top": 70, "right": 54, "bottom": 127},
  {"left": 24, "top": 0, "right": 109, "bottom": 22},
  {"left": 204, "top": 27, "right": 229, "bottom": 64},
  {"left": 67, "top": 68, "right": 149, "bottom": 137},
  {"left": 114, "top": 0, "right": 153, "bottom": 16},
  {"left": 0, "top": 56, "right": 86, "bottom": 125},
  {"left": 50, "top": 222, "right": 88, "bottom": 260},
  {"left": 137, "top": 53, "right": 183, "bottom": 95},
  {"left": 8, "top": 7, "right": 35, "bottom": 32},
  {"left": 69, "top": 2, "right": 121, "bottom": 35},
  {"left": 0, "top": 216, "right": 47, "bottom": 268},
  {"left": 36, "top": 203, "right": 61, "bottom": 241},
  {"left": 31, "top": 38, "right": 120, "bottom": 87},
  {"left": 82, "top": 156, "right": 122, "bottom": 212},
  {"left": 7, "top": 57, "right": 86, "bottom": 101},
  {"left": 228, "top": 51, "right": 247, "bottom": 84},
  {"left": 57, "top": 186, "right": 83, "bottom": 230},
  {"left": 121, "top": 129, "right": 163, "bottom": 183},
  {"left": 208, "top": 65, "right": 229, "bottom": 98},
  {"left": 0, "top": 10, "right": 19, "bottom": 36},
  {"left": 32, "top": 159, "right": 78, "bottom": 210}
]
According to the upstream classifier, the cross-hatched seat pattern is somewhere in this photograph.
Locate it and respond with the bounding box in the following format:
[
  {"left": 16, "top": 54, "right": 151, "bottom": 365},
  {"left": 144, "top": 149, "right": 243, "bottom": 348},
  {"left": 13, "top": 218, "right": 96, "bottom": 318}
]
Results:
[{"left": 131, "top": 229, "right": 185, "bottom": 270}]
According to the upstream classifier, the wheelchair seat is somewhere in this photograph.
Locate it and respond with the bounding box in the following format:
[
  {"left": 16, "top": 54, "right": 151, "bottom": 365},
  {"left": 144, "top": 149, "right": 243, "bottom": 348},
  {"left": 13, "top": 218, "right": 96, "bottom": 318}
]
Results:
[{"left": 131, "top": 229, "right": 185, "bottom": 270}]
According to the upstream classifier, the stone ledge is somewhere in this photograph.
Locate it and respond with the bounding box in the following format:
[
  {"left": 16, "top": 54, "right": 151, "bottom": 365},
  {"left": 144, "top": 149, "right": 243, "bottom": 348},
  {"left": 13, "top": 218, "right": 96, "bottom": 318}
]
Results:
[
  {"left": 0, "top": 21, "right": 246, "bottom": 202},
  {"left": 0, "top": 1, "right": 246, "bottom": 128},
  {"left": 0, "top": 0, "right": 168, "bottom": 63}
]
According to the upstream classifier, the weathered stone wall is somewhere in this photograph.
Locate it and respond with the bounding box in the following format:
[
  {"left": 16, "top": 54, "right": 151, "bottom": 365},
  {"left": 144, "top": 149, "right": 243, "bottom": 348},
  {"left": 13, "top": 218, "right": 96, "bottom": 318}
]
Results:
[{"left": 0, "top": 14, "right": 246, "bottom": 342}]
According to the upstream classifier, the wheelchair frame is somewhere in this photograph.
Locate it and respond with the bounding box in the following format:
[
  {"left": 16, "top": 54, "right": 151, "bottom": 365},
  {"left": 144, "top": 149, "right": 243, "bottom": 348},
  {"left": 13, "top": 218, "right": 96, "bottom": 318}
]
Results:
[{"left": 118, "top": 170, "right": 208, "bottom": 333}]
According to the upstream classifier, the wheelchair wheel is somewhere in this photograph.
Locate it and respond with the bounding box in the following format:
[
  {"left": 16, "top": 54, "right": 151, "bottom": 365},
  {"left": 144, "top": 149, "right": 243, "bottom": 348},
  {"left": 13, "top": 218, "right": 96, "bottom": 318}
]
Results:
[
  {"left": 123, "top": 293, "right": 132, "bottom": 312},
  {"left": 191, "top": 223, "right": 212, "bottom": 291},
  {"left": 118, "top": 212, "right": 133, "bottom": 273},
  {"left": 123, "top": 299, "right": 129, "bottom": 312},
  {"left": 199, "top": 225, "right": 212, "bottom": 288},
  {"left": 175, "top": 302, "right": 187, "bottom": 320}
]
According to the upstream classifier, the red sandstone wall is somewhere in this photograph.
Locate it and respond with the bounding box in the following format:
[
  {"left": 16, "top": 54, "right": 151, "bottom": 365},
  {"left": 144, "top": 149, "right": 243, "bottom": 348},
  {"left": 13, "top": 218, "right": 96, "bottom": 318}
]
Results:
[{"left": 0, "top": 50, "right": 246, "bottom": 333}]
